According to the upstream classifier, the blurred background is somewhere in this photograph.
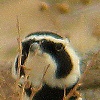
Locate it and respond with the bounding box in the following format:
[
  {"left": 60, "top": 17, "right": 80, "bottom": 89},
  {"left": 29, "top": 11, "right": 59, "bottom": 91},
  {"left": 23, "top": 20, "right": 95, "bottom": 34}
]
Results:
[{"left": 0, "top": 0, "right": 100, "bottom": 100}]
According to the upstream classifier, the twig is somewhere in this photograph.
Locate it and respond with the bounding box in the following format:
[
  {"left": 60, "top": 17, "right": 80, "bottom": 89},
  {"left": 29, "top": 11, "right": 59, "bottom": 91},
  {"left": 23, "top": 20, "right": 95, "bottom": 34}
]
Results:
[
  {"left": 16, "top": 16, "right": 22, "bottom": 79},
  {"left": 63, "top": 85, "right": 67, "bottom": 100},
  {"left": 20, "top": 75, "right": 29, "bottom": 100},
  {"left": 66, "top": 49, "right": 100, "bottom": 99},
  {"left": 16, "top": 16, "right": 24, "bottom": 100},
  {"left": 42, "top": 64, "right": 50, "bottom": 82},
  {"left": 16, "top": 16, "right": 20, "bottom": 37}
]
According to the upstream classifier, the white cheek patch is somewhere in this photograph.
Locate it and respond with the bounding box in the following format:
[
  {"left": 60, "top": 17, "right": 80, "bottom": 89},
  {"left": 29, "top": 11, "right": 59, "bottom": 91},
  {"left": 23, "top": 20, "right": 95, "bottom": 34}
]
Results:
[{"left": 25, "top": 51, "right": 57, "bottom": 87}]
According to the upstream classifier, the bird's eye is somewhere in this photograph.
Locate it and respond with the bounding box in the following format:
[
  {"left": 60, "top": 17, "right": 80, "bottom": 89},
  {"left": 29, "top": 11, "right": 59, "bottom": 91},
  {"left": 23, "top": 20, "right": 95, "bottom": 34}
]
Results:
[
  {"left": 55, "top": 43, "right": 64, "bottom": 51},
  {"left": 40, "top": 39, "right": 47, "bottom": 44}
]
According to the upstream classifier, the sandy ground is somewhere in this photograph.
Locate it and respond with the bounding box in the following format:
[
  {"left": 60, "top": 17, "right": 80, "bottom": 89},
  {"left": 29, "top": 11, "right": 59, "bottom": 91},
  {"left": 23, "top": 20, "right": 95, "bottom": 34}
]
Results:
[{"left": 0, "top": 0, "right": 100, "bottom": 100}]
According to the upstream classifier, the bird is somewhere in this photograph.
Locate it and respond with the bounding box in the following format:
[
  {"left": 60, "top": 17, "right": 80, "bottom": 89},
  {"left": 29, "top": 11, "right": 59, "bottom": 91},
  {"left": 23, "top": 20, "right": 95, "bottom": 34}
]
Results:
[{"left": 12, "top": 31, "right": 81, "bottom": 100}]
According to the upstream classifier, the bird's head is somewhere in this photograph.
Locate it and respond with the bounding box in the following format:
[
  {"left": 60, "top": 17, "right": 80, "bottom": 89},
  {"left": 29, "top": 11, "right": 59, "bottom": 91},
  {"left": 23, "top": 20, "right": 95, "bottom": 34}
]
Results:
[{"left": 12, "top": 31, "right": 80, "bottom": 89}]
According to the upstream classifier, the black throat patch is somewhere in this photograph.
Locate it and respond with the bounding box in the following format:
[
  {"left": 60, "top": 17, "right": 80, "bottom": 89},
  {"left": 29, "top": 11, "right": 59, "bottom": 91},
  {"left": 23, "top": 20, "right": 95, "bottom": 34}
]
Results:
[{"left": 40, "top": 39, "right": 73, "bottom": 78}]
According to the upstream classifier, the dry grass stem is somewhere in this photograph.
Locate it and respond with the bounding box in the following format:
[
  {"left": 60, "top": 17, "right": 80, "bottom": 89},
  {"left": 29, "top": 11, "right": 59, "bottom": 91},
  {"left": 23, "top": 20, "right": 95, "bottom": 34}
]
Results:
[
  {"left": 30, "top": 86, "right": 42, "bottom": 100},
  {"left": 16, "top": 16, "right": 25, "bottom": 100},
  {"left": 63, "top": 85, "right": 68, "bottom": 100},
  {"left": 16, "top": 17, "right": 22, "bottom": 87},
  {"left": 20, "top": 75, "right": 29, "bottom": 100},
  {"left": 66, "top": 49, "right": 100, "bottom": 100},
  {"left": 21, "top": 65, "right": 32, "bottom": 99},
  {"left": 16, "top": 21, "right": 31, "bottom": 99},
  {"left": 42, "top": 64, "right": 50, "bottom": 82},
  {"left": 16, "top": 16, "right": 22, "bottom": 79}
]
